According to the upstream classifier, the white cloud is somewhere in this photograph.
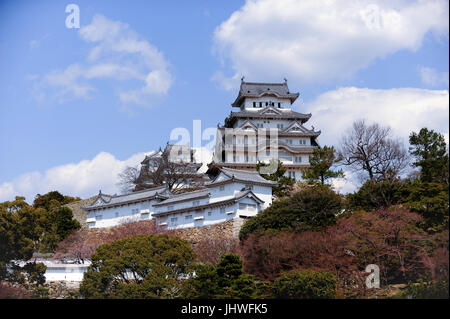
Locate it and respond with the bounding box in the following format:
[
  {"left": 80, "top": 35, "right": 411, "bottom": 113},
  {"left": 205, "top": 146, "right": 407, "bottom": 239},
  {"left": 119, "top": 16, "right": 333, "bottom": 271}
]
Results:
[
  {"left": 303, "top": 87, "right": 449, "bottom": 147},
  {"left": 33, "top": 14, "right": 173, "bottom": 107},
  {"left": 0, "top": 151, "right": 154, "bottom": 203},
  {"left": 303, "top": 86, "right": 449, "bottom": 192},
  {"left": 213, "top": 0, "right": 449, "bottom": 89},
  {"left": 418, "top": 66, "right": 449, "bottom": 87}
]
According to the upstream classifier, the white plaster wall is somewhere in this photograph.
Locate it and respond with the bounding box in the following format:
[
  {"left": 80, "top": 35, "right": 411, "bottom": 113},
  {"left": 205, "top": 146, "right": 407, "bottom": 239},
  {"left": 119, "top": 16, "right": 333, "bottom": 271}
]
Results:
[
  {"left": 87, "top": 199, "right": 158, "bottom": 229},
  {"left": 243, "top": 97, "right": 291, "bottom": 109},
  {"left": 155, "top": 196, "right": 210, "bottom": 214},
  {"left": 44, "top": 266, "right": 89, "bottom": 282},
  {"left": 156, "top": 204, "right": 237, "bottom": 230},
  {"left": 235, "top": 119, "right": 294, "bottom": 130}
]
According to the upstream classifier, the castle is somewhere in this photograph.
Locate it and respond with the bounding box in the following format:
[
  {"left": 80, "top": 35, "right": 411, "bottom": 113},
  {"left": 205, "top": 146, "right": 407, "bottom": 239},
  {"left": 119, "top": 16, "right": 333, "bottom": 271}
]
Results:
[{"left": 82, "top": 80, "right": 320, "bottom": 230}]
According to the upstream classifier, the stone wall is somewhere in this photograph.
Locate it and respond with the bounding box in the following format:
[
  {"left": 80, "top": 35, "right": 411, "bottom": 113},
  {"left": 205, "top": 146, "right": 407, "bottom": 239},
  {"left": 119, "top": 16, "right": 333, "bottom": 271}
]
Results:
[
  {"left": 64, "top": 196, "right": 97, "bottom": 229},
  {"left": 172, "top": 219, "right": 236, "bottom": 244}
]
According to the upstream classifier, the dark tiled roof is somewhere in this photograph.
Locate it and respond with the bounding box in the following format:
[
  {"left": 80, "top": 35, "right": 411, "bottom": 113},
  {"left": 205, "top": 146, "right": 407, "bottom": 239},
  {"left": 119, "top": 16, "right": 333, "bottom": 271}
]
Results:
[
  {"left": 232, "top": 81, "right": 300, "bottom": 107},
  {"left": 153, "top": 189, "right": 211, "bottom": 207},
  {"left": 82, "top": 186, "right": 170, "bottom": 210},
  {"left": 224, "top": 108, "right": 312, "bottom": 127},
  {"left": 206, "top": 167, "right": 277, "bottom": 186}
]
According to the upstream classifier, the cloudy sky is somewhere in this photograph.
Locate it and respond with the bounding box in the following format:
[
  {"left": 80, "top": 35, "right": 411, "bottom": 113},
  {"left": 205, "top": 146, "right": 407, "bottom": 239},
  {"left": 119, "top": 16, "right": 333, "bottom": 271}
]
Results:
[{"left": 0, "top": 0, "right": 448, "bottom": 202}]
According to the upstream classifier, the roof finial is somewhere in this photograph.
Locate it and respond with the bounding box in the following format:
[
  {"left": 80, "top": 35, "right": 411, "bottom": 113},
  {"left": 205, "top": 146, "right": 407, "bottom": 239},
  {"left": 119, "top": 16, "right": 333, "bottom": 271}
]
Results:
[
  {"left": 284, "top": 77, "right": 287, "bottom": 83},
  {"left": 99, "top": 190, "right": 102, "bottom": 195},
  {"left": 241, "top": 76, "right": 245, "bottom": 83}
]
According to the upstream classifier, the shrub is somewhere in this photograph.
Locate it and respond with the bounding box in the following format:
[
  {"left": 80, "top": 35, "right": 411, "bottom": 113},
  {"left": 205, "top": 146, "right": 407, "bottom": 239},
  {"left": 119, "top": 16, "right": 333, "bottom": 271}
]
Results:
[
  {"left": 272, "top": 269, "right": 337, "bottom": 299},
  {"left": 79, "top": 234, "right": 195, "bottom": 299},
  {"left": 239, "top": 184, "right": 343, "bottom": 239},
  {"left": 398, "top": 279, "right": 449, "bottom": 299}
]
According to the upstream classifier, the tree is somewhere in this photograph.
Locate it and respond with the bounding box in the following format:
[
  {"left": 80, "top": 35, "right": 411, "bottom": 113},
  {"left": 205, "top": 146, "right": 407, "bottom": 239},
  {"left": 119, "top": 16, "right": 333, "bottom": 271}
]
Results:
[
  {"left": 117, "top": 166, "right": 140, "bottom": 194},
  {"left": 54, "top": 220, "right": 161, "bottom": 264},
  {"left": 405, "top": 180, "right": 449, "bottom": 233},
  {"left": 346, "top": 179, "right": 408, "bottom": 211},
  {"left": 302, "top": 145, "right": 344, "bottom": 184},
  {"left": 272, "top": 269, "right": 337, "bottom": 299},
  {"left": 409, "top": 128, "right": 449, "bottom": 184},
  {"left": 240, "top": 208, "right": 437, "bottom": 296},
  {"left": 239, "top": 183, "right": 343, "bottom": 239},
  {"left": 0, "top": 197, "right": 47, "bottom": 289},
  {"left": 119, "top": 150, "right": 203, "bottom": 193},
  {"left": 256, "top": 159, "right": 294, "bottom": 198},
  {"left": 181, "top": 254, "right": 258, "bottom": 299},
  {"left": 338, "top": 120, "right": 409, "bottom": 182},
  {"left": 192, "top": 237, "right": 239, "bottom": 265},
  {"left": 79, "top": 234, "right": 195, "bottom": 299},
  {"left": 33, "top": 191, "right": 80, "bottom": 211}
]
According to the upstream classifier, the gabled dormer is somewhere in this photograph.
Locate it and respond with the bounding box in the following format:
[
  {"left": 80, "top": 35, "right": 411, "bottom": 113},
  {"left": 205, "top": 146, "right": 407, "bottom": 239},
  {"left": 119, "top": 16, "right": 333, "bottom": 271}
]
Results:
[{"left": 237, "top": 120, "right": 258, "bottom": 132}]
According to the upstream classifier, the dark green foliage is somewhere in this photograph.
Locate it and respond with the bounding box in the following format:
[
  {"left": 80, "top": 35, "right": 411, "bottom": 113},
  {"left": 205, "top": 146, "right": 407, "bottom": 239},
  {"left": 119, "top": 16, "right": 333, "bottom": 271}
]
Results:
[
  {"left": 53, "top": 207, "right": 80, "bottom": 242},
  {"left": 0, "top": 197, "right": 47, "bottom": 288},
  {"left": 181, "top": 254, "right": 258, "bottom": 299},
  {"left": 409, "top": 128, "right": 449, "bottom": 184},
  {"left": 239, "top": 184, "right": 343, "bottom": 239},
  {"left": 33, "top": 191, "right": 80, "bottom": 211},
  {"left": 404, "top": 180, "right": 449, "bottom": 233},
  {"left": 256, "top": 159, "right": 295, "bottom": 198},
  {"left": 302, "top": 145, "right": 344, "bottom": 184},
  {"left": 181, "top": 264, "right": 220, "bottom": 298},
  {"left": 346, "top": 179, "right": 408, "bottom": 211},
  {"left": 272, "top": 269, "right": 337, "bottom": 299},
  {"left": 398, "top": 278, "right": 449, "bottom": 299},
  {"left": 79, "top": 234, "right": 195, "bottom": 299}
]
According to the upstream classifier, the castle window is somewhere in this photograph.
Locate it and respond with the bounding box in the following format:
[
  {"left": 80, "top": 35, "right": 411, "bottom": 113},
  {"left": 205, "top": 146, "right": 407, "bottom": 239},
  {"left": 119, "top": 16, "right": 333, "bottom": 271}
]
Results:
[
  {"left": 220, "top": 207, "right": 225, "bottom": 214},
  {"left": 253, "top": 102, "right": 256, "bottom": 108},
  {"left": 219, "top": 185, "right": 225, "bottom": 191},
  {"left": 185, "top": 215, "right": 192, "bottom": 220},
  {"left": 193, "top": 200, "right": 200, "bottom": 206},
  {"left": 170, "top": 217, "right": 177, "bottom": 223},
  {"left": 278, "top": 102, "right": 281, "bottom": 108},
  {"left": 259, "top": 102, "right": 262, "bottom": 107},
  {"left": 115, "top": 212, "right": 119, "bottom": 218},
  {"left": 208, "top": 212, "right": 212, "bottom": 216}
]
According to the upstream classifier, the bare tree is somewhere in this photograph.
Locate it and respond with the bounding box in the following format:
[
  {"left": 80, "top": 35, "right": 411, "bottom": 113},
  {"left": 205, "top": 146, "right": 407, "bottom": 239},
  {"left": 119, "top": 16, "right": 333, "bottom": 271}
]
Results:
[
  {"left": 117, "top": 165, "right": 140, "bottom": 194},
  {"left": 338, "top": 120, "right": 409, "bottom": 182},
  {"left": 140, "top": 150, "right": 204, "bottom": 192},
  {"left": 118, "top": 147, "right": 205, "bottom": 193}
]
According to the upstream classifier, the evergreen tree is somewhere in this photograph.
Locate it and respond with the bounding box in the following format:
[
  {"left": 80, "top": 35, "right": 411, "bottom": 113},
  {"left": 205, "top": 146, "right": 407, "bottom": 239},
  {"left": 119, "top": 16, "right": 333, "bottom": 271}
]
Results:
[
  {"left": 409, "top": 128, "right": 449, "bottom": 184},
  {"left": 302, "top": 145, "right": 344, "bottom": 184}
]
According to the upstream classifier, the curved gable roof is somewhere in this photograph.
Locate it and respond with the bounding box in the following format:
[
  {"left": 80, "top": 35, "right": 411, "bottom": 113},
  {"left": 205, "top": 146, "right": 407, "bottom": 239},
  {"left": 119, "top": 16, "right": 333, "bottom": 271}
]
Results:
[{"left": 232, "top": 81, "right": 299, "bottom": 107}]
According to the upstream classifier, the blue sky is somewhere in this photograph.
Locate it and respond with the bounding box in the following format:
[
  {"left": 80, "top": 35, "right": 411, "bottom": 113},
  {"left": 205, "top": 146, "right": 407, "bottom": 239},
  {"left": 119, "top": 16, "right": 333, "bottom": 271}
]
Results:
[{"left": 0, "top": 0, "right": 448, "bottom": 201}]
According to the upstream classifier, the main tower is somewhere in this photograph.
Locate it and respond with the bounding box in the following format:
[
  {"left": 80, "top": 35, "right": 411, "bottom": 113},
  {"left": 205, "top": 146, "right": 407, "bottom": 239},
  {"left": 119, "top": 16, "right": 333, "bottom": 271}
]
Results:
[{"left": 208, "top": 79, "right": 321, "bottom": 180}]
